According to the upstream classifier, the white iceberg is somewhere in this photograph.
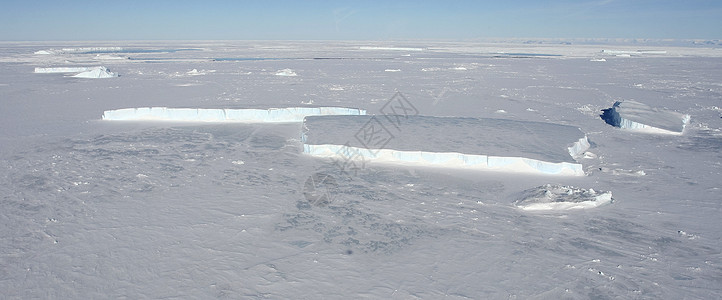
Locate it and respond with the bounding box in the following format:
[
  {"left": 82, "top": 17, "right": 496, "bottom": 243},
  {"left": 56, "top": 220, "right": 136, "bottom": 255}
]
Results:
[
  {"left": 302, "top": 116, "right": 590, "bottom": 176},
  {"left": 601, "top": 100, "right": 690, "bottom": 134},
  {"left": 35, "top": 66, "right": 118, "bottom": 78},
  {"left": 102, "top": 107, "right": 366, "bottom": 123},
  {"left": 72, "top": 66, "right": 118, "bottom": 78},
  {"left": 34, "top": 67, "right": 95, "bottom": 74},
  {"left": 34, "top": 47, "right": 123, "bottom": 55}
]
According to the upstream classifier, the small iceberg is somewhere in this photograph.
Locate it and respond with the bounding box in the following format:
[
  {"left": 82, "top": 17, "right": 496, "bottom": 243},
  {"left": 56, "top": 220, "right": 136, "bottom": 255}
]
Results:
[
  {"left": 72, "top": 66, "right": 118, "bottom": 78},
  {"left": 601, "top": 100, "right": 690, "bottom": 134}
]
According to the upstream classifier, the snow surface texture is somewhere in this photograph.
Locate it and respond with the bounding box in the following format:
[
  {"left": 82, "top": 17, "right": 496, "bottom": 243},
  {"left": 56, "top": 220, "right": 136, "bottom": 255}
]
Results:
[
  {"left": 514, "top": 184, "right": 613, "bottom": 211},
  {"left": 102, "top": 107, "right": 366, "bottom": 123},
  {"left": 302, "top": 115, "right": 589, "bottom": 176},
  {"left": 601, "top": 100, "right": 690, "bottom": 134},
  {"left": 2, "top": 41, "right": 722, "bottom": 299}
]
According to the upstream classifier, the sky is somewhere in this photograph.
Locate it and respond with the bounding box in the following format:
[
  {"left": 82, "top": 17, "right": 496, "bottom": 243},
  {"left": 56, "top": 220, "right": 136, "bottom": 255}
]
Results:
[{"left": 1, "top": 0, "right": 720, "bottom": 41}]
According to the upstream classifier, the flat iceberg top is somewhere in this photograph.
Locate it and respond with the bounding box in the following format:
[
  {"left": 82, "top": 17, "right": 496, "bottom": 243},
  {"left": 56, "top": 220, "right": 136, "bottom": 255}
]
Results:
[
  {"left": 303, "top": 115, "right": 586, "bottom": 163},
  {"left": 602, "top": 100, "right": 690, "bottom": 133}
]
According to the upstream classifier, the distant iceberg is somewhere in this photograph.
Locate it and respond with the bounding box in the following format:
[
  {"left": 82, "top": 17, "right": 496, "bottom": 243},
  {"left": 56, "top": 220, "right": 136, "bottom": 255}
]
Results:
[
  {"left": 359, "top": 46, "right": 424, "bottom": 51},
  {"left": 34, "top": 47, "right": 124, "bottom": 55},
  {"left": 302, "top": 116, "right": 590, "bottom": 176},
  {"left": 35, "top": 66, "right": 118, "bottom": 78},
  {"left": 601, "top": 49, "right": 667, "bottom": 56},
  {"left": 601, "top": 100, "right": 690, "bottom": 134},
  {"left": 102, "top": 107, "right": 367, "bottom": 123},
  {"left": 35, "top": 67, "right": 95, "bottom": 73},
  {"left": 94, "top": 54, "right": 127, "bottom": 60},
  {"left": 72, "top": 66, "right": 117, "bottom": 78}
]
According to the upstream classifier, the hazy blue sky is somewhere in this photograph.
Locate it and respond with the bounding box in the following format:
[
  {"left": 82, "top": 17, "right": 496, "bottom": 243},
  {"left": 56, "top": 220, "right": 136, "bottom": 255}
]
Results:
[{"left": 1, "top": 0, "right": 720, "bottom": 40}]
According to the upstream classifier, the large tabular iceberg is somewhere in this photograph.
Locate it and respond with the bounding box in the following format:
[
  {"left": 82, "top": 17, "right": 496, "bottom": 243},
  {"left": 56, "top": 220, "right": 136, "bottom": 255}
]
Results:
[
  {"left": 302, "top": 115, "right": 590, "bottom": 176},
  {"left": 102, "top": 107, "right": 367, "bottom": 123},
  {"left": 601, "top": 100, "right": 690, "bottom": 134},
  {"left": 35, "top": 66, "right": 118, "bottom": 78},
  {"left": 34, "top": 67, "right": 95, "bottom": 73}
]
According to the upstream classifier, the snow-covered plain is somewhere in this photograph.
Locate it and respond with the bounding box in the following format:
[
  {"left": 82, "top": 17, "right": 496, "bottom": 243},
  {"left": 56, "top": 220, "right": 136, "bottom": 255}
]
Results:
[{"left": 1, "top": 40, "right": 722, "bottom": 298}]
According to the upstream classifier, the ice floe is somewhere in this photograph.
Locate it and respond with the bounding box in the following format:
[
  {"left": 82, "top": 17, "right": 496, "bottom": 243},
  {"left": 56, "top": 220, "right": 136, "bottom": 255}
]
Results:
[
  {"left": 275, "top": 69, "right": 297, "bottom": 76},
  {"left": 601, "top": 100, "right": 690, "bottom": 134},
  {"left": 186, "top": 69, "right": 214, "bottom": 76},
  {"left": 102, "top": 107, "right": 366, "bottom": 123},
  {"left": 514, "top": 184, "right": 613, "bottom": 211},
  {"left": 302, "top": 116, "right": 590, "bottom": 175}
]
